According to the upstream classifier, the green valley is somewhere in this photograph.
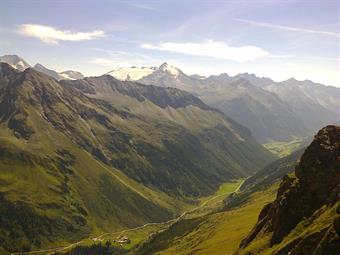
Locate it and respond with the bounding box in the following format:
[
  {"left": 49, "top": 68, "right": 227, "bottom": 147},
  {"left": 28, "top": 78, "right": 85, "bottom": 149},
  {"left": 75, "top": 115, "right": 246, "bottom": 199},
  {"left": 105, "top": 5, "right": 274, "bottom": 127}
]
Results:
[
  {"left": 136, "top": 183, "right": 279, "bottom": 255},
  {"left": 0, "top": 63, "right": 274, "bottom": 253},
  {"left": 134, "top": 139, "right": 306, "bottom": 255}
]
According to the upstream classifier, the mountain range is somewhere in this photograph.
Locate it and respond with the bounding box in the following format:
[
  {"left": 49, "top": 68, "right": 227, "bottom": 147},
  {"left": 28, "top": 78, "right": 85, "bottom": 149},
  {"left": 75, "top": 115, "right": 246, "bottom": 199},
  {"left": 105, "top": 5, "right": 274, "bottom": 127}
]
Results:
[
  {"left": 0, "top": 62, "right": 273, "bottom": 253},
  {"left": 110, "top": 63, "right": 340, "bottom": 143},
  {"left": 0, "top": 55, "right": 84, "bottom": 80},
  {"left": 3, "top": 55, "right": 339, "bottom": 144}
]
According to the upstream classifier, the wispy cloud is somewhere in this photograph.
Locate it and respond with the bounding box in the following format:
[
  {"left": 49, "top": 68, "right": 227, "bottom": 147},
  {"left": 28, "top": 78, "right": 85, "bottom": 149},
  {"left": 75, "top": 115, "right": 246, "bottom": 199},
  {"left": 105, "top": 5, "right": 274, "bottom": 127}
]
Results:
[
  {"left": 141, "top": 40, "right": 269, "bottom": 62},
  {"left": 19, "top": 24, "right": 105, "bottom": 44},
  {"left": 236, "top": 19, "right": 340, "bottom": 38}
]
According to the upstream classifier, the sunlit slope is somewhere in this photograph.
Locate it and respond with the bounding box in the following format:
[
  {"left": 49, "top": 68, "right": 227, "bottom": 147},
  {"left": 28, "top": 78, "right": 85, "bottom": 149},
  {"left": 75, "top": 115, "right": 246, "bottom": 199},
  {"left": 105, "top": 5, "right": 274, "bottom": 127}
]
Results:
[
  {"left": 136, "top": 144, "right": 305, "bottom": 255},
  {"left": 136, "top": 184, "right": 278, "bottom": 255},
  {"left": 0, "top": 105, "right": 177, "bottom": 252},
  {"left": 0, "top": 63, "right": 273, "bottom": 252},
  {"left": 62, "top": 75, "right": 275, "bottom": 196}
]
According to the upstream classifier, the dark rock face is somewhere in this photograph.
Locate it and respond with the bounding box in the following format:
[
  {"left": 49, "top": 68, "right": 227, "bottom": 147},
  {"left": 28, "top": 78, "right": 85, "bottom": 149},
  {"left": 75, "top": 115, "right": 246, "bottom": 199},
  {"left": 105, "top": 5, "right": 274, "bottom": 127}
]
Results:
[{"left": 238, "top": 125, "right": 340, "bottom": 255}]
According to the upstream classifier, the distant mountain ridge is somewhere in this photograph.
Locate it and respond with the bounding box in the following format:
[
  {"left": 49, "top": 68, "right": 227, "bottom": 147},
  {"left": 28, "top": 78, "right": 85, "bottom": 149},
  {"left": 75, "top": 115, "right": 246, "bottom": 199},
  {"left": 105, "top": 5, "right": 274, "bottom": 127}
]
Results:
[
  {"left": 2, "top": 54, "right": 339, "bottom": 143},
  {"left": 0, "top": 54, "right": 84, "bottom": 80},
  {"left": 33, "top": 63, "right": 65, "bottom": 80},
  {"left": 108, "top": 63, "right": 340, "bottom": 143}
]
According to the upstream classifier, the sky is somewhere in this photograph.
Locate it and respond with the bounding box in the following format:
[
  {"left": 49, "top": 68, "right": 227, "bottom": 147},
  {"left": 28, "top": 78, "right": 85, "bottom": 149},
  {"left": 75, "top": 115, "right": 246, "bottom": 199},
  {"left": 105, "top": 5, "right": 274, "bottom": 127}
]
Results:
[{"left": 0, "top": 0, "right": 339, "bottom": 86}]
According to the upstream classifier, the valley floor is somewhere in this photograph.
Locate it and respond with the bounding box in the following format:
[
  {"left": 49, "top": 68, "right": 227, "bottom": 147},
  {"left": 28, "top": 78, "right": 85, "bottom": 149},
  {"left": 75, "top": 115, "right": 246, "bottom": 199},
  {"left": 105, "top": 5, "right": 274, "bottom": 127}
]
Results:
[{"left": 263, "top": 137, "right": 304, "bottom": 158}]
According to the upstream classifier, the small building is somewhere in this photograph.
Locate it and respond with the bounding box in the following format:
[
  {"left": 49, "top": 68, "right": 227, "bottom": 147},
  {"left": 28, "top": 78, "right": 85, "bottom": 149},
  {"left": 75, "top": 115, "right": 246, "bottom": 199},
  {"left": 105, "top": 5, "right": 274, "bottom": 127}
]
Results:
[{"left": 116, "top": 236, "right": 131, "bottom": 245}]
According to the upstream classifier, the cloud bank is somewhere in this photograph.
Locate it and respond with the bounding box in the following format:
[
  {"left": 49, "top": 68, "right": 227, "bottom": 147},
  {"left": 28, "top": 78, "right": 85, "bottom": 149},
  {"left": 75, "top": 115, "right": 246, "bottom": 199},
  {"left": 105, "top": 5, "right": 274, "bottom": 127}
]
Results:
[
  {"left": 141, "top": 40, "right": 269, "bottom": 62},
  {"left": 19, "top": 24, "right": 104, "bottom": 44}
]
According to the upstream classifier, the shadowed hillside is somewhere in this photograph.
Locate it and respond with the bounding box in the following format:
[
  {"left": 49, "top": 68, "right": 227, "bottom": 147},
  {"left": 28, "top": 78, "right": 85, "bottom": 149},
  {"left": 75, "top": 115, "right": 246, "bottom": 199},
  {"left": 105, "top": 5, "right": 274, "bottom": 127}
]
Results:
[{"left": 0, "top": 63, "right": 273, "bottom": 253}]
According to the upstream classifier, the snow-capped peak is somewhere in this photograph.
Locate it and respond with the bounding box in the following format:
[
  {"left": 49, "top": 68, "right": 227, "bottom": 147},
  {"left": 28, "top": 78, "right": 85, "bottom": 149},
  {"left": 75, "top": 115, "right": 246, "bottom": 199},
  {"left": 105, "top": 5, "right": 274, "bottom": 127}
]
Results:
[
  {"left": 106, "top": 62, "right": 182, "bottom": 81},
  {"left": 159, "top": 62, "right": 180, "bottom": 76},
  {"left": 159, "top": 62, "right": 169, "bottom": 69},
  {"left": 0, "top": 55, "right": 31, "bottom": 71}
]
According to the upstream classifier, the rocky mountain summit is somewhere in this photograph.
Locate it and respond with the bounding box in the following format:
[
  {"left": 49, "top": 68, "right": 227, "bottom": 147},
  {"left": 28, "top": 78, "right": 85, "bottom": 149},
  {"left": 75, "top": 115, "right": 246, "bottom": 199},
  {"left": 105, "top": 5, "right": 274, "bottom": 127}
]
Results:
[
  {"left": 0, "top": 54, "right": 84, "bottom": 81},
  {"left": 0, "top": 54, "right": 30, "bottom": 71},
  {"left": 237, "top": 125, "right": 340, "bottom": 255}
]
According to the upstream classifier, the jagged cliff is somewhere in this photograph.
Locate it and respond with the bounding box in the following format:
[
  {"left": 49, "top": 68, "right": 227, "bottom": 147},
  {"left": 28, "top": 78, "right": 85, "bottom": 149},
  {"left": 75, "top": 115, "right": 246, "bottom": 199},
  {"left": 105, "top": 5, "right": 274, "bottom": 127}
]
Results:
[{"left": 237, "top": 125, "right": 340, "bottom": 255}]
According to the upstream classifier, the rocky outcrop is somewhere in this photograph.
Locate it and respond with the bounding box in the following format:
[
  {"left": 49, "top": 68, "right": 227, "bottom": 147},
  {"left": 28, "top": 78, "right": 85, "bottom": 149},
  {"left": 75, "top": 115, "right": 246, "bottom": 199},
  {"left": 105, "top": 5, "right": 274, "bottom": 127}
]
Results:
[{"left": 237, "top": 125, "right": 340, "bottom": 255}]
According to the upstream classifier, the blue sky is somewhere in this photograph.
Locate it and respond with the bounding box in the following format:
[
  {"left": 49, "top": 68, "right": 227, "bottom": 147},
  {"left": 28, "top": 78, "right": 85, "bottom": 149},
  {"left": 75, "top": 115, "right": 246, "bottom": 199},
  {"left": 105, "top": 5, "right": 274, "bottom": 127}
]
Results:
[{"left": 1, "top": 0, "right": 339, "bottom": 86}]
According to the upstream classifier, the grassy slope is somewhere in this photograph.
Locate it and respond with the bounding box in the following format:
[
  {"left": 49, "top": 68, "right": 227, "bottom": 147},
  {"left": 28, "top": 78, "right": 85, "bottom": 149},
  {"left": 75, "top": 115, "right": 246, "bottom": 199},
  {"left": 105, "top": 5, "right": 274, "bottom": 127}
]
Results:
[
  {"left": 65, "top": 76, "right": 275, "bottom": 197},
  {"left": 136, "top": 183, "right": 278, "bottom": 255},
  {"left": 0, "top": 124, "right": 181, "bottom": 252},
  {"left": 56, "top": 181, "right": 245, "bottom": 254},
  {"left": 0, "top": 71, "right": 177, "bottom": 252},
  {"left": 199, "top": 180, "right": 243, "bottom": 206},
  {"left": 238, "top": 148, "right": 304, "bottom": 194},
  {"left": 239, "top": 202, "right": 339, "bottom": 255},
  {"left": 136, "top": 148, "right": 306, "bottom": 255},
  {"left": 0, "top": 65, "right": 274, "bottom": 252}
]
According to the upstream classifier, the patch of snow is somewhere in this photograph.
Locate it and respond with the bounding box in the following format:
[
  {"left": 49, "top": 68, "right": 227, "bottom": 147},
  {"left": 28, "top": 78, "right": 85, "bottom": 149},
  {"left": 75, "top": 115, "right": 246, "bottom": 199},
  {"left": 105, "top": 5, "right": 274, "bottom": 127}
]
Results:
[
  {"left": 106, "top": 62, "right": 183, "bottom": 81},
  {"left": 59, "top": 70, "right": 84, "bottom": 80},
  {"left": 107, "top": 66, "right": 157, "bottom": 81},
  {"left": 16, "top": 60, "right": 25, "bottom": 69},
  {"left": 59, "top": 72, "right": 74, "bottom": 80}
]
